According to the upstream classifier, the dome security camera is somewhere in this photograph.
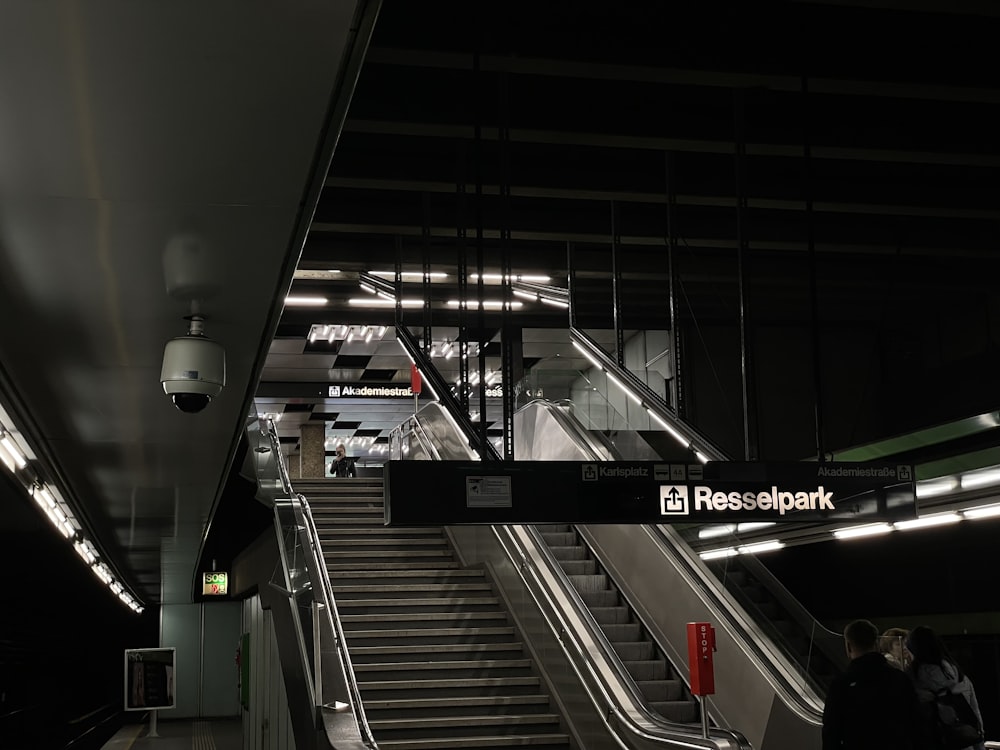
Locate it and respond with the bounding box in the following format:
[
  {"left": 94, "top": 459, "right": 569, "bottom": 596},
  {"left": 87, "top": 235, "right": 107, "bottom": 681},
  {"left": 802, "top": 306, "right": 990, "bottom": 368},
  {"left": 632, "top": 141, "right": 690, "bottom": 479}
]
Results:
[{"left": 160, "top": 317, "right": 226, "bottom": 413}]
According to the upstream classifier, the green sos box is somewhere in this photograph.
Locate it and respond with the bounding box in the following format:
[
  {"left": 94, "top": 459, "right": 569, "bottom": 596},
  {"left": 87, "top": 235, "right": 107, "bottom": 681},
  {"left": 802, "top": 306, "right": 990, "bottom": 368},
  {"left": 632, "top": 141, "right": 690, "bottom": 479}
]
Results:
[{"left": 202, "top": 571, "right": 229, "bottom": 596}]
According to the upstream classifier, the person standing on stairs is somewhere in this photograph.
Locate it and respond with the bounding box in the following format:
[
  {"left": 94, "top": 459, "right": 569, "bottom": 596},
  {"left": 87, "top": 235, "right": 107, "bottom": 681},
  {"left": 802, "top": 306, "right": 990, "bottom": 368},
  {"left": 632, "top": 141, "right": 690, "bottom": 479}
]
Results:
[
  {"left": 330, "top": 443, "right": 350, "bottom": 478},
  {"left": 822, "top": 619, "right": 929, "bottom": 750}
]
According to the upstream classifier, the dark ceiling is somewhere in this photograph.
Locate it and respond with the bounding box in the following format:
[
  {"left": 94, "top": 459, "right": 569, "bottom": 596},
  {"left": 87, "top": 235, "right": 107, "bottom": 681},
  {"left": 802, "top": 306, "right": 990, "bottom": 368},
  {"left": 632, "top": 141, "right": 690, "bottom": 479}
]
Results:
[{"left": 267, "top": 0, "right": 1000, "bottom": 463}]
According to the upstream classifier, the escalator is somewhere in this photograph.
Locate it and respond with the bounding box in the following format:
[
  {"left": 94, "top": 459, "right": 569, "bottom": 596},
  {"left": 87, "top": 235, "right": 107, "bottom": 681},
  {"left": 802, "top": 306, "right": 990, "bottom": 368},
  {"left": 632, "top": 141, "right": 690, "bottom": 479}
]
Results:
[{"left": 511, "top": 397, "right": 827, "bottom": 749}]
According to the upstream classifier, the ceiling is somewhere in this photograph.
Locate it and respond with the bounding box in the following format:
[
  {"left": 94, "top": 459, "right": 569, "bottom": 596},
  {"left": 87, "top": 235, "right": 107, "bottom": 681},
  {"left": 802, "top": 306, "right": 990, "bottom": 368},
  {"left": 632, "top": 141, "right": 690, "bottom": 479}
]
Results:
[
  {"left": 0, "top": 0, "right": 372, "bottom": 606},
  {"left": 266, "top": 0, "right": 1000, "bottom": 463},
  {"left": 2, "top": 0, "right": 1000, "bottom": 614}
]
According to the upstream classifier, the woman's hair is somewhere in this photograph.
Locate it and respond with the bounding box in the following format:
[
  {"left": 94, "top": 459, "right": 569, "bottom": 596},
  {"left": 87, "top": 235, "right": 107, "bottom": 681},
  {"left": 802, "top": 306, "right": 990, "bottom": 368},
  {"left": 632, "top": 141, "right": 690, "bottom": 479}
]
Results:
[
  {"left": 906, "top": 625, "right": 962, "bottom": 677},
  {"left": 879, "top": 627, "right": 909, "bottom": 654}
]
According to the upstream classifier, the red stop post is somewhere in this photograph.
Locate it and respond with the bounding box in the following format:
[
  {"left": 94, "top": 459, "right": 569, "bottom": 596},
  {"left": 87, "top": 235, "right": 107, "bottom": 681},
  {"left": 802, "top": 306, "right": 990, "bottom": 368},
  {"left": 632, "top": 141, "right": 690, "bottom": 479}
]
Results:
[
  {"left": 686, "top": 621, "right": 716, "bottom": 696},
  {"left": 410, "top": 364, "right": 422, "bottom": 395}
]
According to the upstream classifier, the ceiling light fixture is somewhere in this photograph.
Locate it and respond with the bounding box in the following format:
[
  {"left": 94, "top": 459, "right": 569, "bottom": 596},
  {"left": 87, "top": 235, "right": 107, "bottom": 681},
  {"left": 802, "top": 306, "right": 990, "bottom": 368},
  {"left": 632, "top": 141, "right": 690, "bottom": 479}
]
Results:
[
  {"left": 915, "top": 477, "right": 958, "bottom": 498},
  {"left": 960, "top": 467, "right": 1000, "bottom": 490},
  {"left": 0, "top": 432, "right": 27, "bottom": 470},
  {"left": 833, "top": 523, "right": 893, "bottom": 540},
  {"left": 471, "top": 273, "right": 551, "bottom": 283},
  {"left": 737, "top": 540, "right": 785, "bottom": 555},
  {"left": 370, "top": 270, "right": 448, "bottom": 280},
  {"left": 700, "top": 547, "right": 738, "bottom": 560},
  {"left": 445, "top": 300, "right": 523, "bottom": 310},
  {"left": 348, "top": 298, "right": 423, "bottom": 308},
  {"left": 285, "top": 296, "right": 328, "bottom": 306},
  {"left": 894, "top": 513, "right": 961, "bottom": 531},
  {"left": 698, "top": 524, "right": 736, "bottom": 540},
  {"left": 963, "top": 504, "right": 1000, "bottom": 519}
]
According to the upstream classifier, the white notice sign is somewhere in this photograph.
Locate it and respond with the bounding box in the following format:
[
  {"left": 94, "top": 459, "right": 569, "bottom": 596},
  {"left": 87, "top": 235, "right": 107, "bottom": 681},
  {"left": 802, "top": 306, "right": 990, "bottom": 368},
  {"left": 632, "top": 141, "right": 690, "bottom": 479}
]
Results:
[{"left": 466, "top": 476, "right": 513, "bottom": 508}]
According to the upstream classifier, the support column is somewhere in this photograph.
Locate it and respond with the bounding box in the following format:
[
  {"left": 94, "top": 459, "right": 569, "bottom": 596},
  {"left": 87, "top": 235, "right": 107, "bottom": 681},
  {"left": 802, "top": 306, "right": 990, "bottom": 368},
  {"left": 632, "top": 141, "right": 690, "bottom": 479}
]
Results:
[{"left": 299, "top": 423, "right": 327, "bottom": 478}]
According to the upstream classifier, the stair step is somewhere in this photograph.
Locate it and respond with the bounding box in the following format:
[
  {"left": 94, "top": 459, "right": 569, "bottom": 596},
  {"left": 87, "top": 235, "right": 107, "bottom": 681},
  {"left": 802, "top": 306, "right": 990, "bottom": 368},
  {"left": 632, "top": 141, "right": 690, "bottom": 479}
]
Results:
[
  {"left": 359, "top": 677, "right": 541, "bottom": 691},
  {"left": 332, "top": 583, "right": 493, "bottom": 595},
  {"left": 331, "top": 569, "right": 483, "bottom": 579},
  {"left": 350, "top": 643, "right": 524, "bottom": 658},
  {"left": 337, "top": 596, "right": 499, "bottom": 608},
  {"left": 344, "top": 626, "right": 515, "bottom": 639},
  {"left": 364, "top": 695, "right": 551, "bottom": 712},
  {"left": 355, "top": 659, "right": 533, "bottom": 673},
  {"left": 328, "top": 562, "right": 462, "bottom": 571},
  {"left": 373, "top": 734, "right": 570, "bottom": 749},
  {"left": 341, "top": 610, "right": 506, "bottom": 624},
  {"left": 369, "top": 713, "right": 561, "bottom": 731}
]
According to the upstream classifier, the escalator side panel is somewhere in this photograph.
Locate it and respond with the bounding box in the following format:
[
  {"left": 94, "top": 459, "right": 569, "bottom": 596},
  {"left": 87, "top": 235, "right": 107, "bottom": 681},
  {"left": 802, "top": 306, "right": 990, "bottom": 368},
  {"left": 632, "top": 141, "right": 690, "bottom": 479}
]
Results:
[{"left": 581, "top": 523, "right": 823, "bottom": 750}]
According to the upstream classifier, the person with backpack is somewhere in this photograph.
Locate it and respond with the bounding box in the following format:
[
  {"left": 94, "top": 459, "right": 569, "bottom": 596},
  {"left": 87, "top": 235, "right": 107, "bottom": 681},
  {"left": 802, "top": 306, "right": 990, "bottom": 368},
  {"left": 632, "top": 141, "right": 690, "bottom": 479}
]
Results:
[
  {"left": 906, "top": 626, "right": 985, "bottom": 750},
  {"left": 822, "top": 619, "right": 929, "bottom": 749}
]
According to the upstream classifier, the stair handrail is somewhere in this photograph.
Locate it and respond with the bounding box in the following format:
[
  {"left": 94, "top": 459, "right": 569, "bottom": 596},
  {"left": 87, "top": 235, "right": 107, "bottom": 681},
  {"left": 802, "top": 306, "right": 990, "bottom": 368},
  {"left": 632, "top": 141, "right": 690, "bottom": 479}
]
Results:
[
  {"left": 253, "top": 411, "right": 378, "bottom": 749},
  {"left": 296, "top": 493, "right": 378, "bottom": 750},
  {"left": 393, "top": 322, "right": 500, "bottom": 461}
]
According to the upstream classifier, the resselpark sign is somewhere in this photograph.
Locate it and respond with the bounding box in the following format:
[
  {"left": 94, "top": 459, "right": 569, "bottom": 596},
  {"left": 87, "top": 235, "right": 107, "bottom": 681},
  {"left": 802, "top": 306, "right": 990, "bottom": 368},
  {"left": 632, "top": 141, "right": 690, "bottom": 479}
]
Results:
[{"left": 384, "top": 460, "right": 916, "bottom": 526}]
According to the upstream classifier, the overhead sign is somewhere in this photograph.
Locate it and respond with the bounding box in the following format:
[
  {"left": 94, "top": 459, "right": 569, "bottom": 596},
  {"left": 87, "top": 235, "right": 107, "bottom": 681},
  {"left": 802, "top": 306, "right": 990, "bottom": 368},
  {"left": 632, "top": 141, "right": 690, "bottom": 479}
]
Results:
[
  {"left": 385, "top": 460, "right": 916, "bottom": 525},
  {"left": 202, "top": 571, "right": 228, "bottom": 596},
  {"left": 329, "top": 384, "right": 414, "bottom": 398}
]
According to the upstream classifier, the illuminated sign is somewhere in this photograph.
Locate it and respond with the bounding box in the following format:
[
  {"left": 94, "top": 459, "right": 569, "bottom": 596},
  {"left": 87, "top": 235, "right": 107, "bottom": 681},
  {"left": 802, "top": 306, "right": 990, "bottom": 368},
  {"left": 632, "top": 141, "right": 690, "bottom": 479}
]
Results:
[
  {"left": 385, "top": 461, "right": 916, "bottom": 525},
  {"left": 202, "top": 571, "right": 229, "bottom": 596}
]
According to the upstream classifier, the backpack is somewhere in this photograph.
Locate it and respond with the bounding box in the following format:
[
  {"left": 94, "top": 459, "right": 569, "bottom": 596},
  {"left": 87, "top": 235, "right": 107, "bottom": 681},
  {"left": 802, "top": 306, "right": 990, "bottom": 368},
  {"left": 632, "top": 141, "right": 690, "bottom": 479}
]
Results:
[{"left": 932, "top": 688, "right": 983, "bottom": 750}]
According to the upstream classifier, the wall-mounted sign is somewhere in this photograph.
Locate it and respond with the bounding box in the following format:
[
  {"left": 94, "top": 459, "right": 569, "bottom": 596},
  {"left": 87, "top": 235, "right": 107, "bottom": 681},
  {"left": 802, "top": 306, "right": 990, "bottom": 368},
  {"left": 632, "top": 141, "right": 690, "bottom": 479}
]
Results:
[
  {"left": 124, "top": 648, "right": 176, "bottom": 711},
  {"left": 202, "top": 571, "right": 229, "bottom": 596},
  {"left": 325, "top": 383, "right": 504, "bottom": 399},
  {"left": 385, "top": 460, "right": 916, "bottom": 525}
]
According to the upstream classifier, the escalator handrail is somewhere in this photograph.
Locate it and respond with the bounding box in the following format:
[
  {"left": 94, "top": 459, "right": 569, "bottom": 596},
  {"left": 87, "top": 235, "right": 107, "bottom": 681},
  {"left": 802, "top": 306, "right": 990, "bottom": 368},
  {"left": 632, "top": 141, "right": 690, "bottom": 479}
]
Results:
[
  {"left": 650, "top": 524, "right": 826, "bottom": 721},
  {"left": 495, "top": 523, "right": 751, "bottom": 750}
]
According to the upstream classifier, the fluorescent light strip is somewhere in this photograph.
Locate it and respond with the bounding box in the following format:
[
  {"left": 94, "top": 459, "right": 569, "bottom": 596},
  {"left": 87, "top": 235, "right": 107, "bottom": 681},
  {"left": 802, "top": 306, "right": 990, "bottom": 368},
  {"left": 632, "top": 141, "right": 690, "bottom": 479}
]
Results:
[
  {"left": 285, "top": 296, "right": 328, "bottom": 306},
  {"left": 963, "top": 504, "right": 1000, "bottom": 519},
  {"left": 571, "top": 340, "right": 603, "bottom": 369},
  {"left": 700, "top": 547, "right": 738, "bottom": 560},
  {"left": 445, "top": 300, "right": 523, "bottom": 310},
  {"left": 0, "top": 441, "right": 15, "bottom": 472},
  {"left": 738, "top": 540, "right": 785, "bottom": 555},
  {"left": 605, "top": 371, "right": 642, "bottom": 405},
  {"left": 0, "top": 434, "right": 27, "bottom": 469},
  {"left": 960, "top": 468, "right": 1000, "bottom": 490},
  {"left": 540, "top": 296, "right": 569, "bottom": 308},
  {"left": 737, "top": 522, "right": 776, "bottom": 533},
  {"left": 359, "top": 282, "right": 377, "bottom": 295},
  {"left": 512, "top": 289, "right": 538, "bottom": 301},
  {"left": 894, "top": 513, "right": 961, "bottom": 531},
  {"left": 915, "top": 477, "right": 958, "bottom": 498},
  {"left": 370, "top": 271, "right": 448, "bottom": 280},
  {"left": 833, "top": 523, "right": 893, "bottom": 540},
  {"left": 348, "top": 298, "right": 423, "bottom": 308},
  {"left": 471, "top": 273, "right": 552, "bottom": 283},
  {"left": 646, "top": 408, "right": 688, "bottom": 446},
  {"left": 698, "top": 524, "right": 736, "bottom": 540}
]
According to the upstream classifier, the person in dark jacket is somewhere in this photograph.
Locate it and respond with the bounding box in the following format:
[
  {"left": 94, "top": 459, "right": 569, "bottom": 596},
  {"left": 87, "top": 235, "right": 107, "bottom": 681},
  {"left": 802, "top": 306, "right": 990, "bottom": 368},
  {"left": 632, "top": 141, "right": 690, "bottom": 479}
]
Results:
[{"left": 823, "top": 619, "right": 929, "bottom": 750}]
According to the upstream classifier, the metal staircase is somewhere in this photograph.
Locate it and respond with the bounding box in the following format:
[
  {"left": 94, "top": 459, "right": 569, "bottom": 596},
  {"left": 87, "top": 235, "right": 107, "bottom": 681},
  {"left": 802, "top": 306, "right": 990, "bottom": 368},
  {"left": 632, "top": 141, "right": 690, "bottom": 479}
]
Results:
[
  {"left": 297, "top": 477, "right": 573, "bottom": 750},
  {"left": 534, "top": 524, "right": 699, "bottom": 724}
]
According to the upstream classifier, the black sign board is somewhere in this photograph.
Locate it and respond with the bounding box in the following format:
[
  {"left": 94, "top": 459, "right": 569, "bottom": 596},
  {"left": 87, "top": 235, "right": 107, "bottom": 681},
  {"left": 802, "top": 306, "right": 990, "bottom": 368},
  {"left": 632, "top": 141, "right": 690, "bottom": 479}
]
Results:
[
  {"left": 124, "top": 647, "right": 176, "bottom": 711},
  {"left": 384, "top": 460, "right": 916, "bottom": 526}
]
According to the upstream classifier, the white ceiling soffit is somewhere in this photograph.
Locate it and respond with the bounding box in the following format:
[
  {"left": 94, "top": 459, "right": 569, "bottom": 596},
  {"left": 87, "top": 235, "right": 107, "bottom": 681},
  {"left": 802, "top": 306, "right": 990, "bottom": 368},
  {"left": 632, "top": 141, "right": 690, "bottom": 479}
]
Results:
[{"left": 0, "top": 1, "right": 368, "bottom": 605}]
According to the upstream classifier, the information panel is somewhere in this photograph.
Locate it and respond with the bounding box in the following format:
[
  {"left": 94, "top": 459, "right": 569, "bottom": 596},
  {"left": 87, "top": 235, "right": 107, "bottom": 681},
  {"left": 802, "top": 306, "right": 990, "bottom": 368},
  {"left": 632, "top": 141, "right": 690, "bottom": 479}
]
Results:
[
  {"left": 124, "top": 648, "right": 176, "bottom": 711},
  {"left": 384, "top": 460, "right": 916, "bottom": 526}
]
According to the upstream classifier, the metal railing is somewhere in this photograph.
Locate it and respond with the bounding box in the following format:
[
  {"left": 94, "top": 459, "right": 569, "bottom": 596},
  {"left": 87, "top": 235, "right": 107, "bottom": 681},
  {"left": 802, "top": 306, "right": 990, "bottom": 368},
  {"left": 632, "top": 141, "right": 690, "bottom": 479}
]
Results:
[{"left": 247, "top": 408, "right": 377, "bottom": 749}]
